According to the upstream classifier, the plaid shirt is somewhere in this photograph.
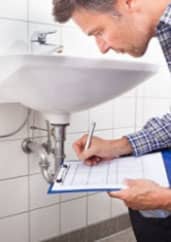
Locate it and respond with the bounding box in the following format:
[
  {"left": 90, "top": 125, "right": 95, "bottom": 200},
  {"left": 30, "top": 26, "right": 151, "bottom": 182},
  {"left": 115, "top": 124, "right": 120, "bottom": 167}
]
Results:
[{"left": 127, "top": 4, "right": 171, "bottom": 157}]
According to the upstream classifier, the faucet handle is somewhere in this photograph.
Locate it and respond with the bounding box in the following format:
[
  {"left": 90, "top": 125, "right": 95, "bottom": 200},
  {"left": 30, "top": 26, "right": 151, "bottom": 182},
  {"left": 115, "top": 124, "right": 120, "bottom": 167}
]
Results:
[
  {"left": 31, "top": 30, "right": 57, "bottom": 44},
  {"left": 43, "top": 30, "right": 57, "bottom": 35}
]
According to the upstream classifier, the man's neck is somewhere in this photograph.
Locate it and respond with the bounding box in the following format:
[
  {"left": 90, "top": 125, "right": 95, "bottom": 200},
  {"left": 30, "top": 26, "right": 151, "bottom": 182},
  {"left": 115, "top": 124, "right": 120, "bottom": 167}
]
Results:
[{"left": 150, "top": 0, "right": 171, "bottom": 34}]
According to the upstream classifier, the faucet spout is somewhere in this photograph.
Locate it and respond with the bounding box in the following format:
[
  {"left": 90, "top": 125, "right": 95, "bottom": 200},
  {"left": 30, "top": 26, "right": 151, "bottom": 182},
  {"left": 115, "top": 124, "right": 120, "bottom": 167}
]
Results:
[{"left": 30, "top": 30, "right": 64, "bottom": 54}]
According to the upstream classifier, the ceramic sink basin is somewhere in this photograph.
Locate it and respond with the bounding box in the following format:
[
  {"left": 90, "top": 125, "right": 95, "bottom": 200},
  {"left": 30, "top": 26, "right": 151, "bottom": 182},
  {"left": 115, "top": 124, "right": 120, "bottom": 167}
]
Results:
[{"left": 0, "top": 55, "right": 158, "bottom": 123}]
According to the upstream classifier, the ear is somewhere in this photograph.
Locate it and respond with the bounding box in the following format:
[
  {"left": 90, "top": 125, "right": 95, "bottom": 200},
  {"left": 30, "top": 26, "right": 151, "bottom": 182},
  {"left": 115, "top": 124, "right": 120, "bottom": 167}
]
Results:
[
  {"left": 115, "top": 0, "right": 140, "bottom": 13},
  {"left": 126, "top": 0, "right": 141, "bottom": 12}
]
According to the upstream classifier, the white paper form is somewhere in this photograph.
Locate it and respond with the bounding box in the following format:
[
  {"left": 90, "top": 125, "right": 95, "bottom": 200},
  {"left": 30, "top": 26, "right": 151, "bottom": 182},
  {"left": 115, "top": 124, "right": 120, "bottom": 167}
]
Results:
[{"left": 50, "top": 152, "right": 169, "bottom": 193}]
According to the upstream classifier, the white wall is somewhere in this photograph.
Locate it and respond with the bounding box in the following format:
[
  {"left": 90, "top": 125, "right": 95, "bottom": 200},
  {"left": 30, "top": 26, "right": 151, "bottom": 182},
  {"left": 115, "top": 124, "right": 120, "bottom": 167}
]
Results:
[{"left": 0, "top": 1, "right": 171, "bottom": 242}]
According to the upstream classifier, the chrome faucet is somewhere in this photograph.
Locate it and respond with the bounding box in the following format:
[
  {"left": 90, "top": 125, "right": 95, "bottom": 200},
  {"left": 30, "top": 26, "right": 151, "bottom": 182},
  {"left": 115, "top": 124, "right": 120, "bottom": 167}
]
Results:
[{"left": 30, "top": 30, "right": 64, "bottom": 54}]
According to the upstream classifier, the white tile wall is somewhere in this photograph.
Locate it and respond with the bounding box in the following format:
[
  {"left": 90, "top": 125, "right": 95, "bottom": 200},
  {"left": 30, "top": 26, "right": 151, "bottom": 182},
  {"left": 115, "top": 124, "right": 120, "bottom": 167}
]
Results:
[
  {"left": 144, "top": 67, "right": 171, "bottom": 98},
  {"left": 143, "top": 98, "right": 171, "bottom": 123},
  {"left": 136, "top": 82, "right": 146, "bottom": 98},
  {"left": 0, "top": 0, "right": 171, "bottom": 241},
  {"left": 113, "top": 97, "right": 136, "bottom": 129},
  {"left": 94, "top": 130, "right": 113, "bottom": 140},
  {"left": 112, "top": 199, "right": 128, "bottom": 217},
  {"left": 0, "top": 140, "right": 28, "bottom": 179},
  {"left": 0, "top": 104, "right": 27, "bottom": 139},
  {"left": 113, "top": 128, "right": 135, "bottom": 139},
  {"left": 0, "top": 213, "right": 29, "bottom": 242},
  {"left": 62, "top": 25, "right": 98, "bottom": 58},
  {"left": 67, "top": 110, "right": 89, "bottom": 133},
  {"left": 89, "top": 101, "right": 113, "bottom": 130},
  {"left": 30, "top": 205, "right": 59, "bottom": 242},
  {"left": 65, "top": 133, "right": 84, "bottom": 161},
  {"left": 30, "top": 174, "right": 59, "bottom": 210},
  {"left": 0, "top": 20, "right": 28, "bottom": 55},
  {"left": 61, "top": 197, "right": 87, "bottom": 234},
  {"left": 60, "top": 192, "right": 87, "bottom": 203},
  {"left": 29, "top": 0, "right": 55, "bottom": 24},
  {"left": 0, "top": 0, "right": 27, "bottom": 20},
  {"left": 139, "top": 38, "right": 166, "bottom": 66},
  {"left": 88, "top": 193, "right": 111, "bottom": 225},
  {"left": 135, "top": 98, "right": 144, "bottom": 129},
  {"left": 0, "top": 176, "right": 28, "bottom": 218}
]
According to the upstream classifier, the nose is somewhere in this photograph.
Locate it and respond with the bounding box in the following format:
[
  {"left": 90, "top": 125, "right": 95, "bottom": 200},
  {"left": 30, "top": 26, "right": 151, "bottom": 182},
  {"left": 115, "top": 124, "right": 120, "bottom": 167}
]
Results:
[{"left": 96, "top": 37, "right": 110, "bottom": 54}]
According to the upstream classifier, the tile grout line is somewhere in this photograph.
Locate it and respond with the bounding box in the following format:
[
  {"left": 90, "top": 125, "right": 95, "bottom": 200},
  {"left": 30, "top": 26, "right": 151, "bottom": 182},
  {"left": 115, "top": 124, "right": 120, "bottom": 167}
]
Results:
[
  {"left": 27, "top": 106, "right": 31, "bottom": 242},
  {"left": 0, "top": 16, "right": 61, "bottom": 27},
  {"left": 58, "top": 195, "right": 62, "bottom": 236}
]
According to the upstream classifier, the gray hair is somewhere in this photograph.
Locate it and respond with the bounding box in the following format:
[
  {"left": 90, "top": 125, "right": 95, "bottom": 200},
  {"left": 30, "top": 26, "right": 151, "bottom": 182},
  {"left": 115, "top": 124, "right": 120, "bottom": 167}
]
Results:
[{"left": 53, "top": 0, "right": 116, "bottom": 23}]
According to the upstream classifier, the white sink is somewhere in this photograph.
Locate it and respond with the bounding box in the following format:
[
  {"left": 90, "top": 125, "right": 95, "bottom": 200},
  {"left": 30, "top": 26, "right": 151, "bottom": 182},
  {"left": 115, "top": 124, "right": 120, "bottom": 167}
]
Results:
[{"left": 0, "top": 55, "right": 158, "bottom": 124}]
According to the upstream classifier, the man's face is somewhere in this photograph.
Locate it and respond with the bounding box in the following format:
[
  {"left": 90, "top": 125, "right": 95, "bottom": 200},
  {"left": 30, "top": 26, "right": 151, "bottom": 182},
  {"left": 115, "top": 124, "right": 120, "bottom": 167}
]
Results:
[{"left": 72, "top": 2, "right": 154, "bottom": 57}]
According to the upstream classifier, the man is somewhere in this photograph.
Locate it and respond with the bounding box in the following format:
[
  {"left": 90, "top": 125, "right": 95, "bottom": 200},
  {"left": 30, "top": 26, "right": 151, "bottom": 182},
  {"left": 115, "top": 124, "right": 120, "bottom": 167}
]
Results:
[{"left": 53, "top": 0, "right": 171, "bottom": 241}]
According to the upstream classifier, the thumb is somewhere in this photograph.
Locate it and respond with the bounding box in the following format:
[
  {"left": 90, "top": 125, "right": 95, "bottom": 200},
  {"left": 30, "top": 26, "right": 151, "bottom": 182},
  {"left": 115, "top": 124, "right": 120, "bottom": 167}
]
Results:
[{"left": 108, "top": 190, "right": 126, "bottom": 199}]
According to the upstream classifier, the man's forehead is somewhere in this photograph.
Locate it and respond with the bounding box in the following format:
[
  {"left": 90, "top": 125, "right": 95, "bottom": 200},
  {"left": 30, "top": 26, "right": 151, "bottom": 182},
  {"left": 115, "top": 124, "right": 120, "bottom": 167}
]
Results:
[{"left": 72, "top": 9, "right": 106, "bottom": 34}]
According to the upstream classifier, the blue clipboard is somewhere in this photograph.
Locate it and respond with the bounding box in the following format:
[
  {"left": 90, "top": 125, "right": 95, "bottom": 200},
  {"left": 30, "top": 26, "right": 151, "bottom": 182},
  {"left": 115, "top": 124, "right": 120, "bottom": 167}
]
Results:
[
  {"left": 48, "top": 149, "right": 171, "bottom": 194},
  {"left": 161, "top": 149, "right": 171, "bottom": 186}
]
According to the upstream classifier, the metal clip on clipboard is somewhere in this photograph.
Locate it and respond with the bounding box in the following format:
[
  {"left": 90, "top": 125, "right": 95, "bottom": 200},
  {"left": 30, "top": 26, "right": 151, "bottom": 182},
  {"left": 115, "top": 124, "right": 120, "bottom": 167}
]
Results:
[{"left": 56, "top": 164, "right": 70, "bottom": 183}]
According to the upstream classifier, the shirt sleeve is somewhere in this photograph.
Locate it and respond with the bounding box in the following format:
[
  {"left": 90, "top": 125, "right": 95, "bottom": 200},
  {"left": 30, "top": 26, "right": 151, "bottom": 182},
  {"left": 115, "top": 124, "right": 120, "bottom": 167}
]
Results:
[{"left": 126, "top": 113, "right": 171, "bottom": 156}]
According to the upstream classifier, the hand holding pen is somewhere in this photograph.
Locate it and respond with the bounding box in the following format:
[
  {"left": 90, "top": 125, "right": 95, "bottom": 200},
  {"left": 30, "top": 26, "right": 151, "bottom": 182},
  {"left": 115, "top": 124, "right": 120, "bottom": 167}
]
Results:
[{"left": 73, "top": 121, "right": 118, "bottom": 166}]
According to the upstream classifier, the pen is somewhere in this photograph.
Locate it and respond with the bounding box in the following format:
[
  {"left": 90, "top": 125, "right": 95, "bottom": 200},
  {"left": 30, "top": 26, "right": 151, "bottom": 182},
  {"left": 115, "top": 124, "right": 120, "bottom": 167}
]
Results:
[{"left": 84, "top": 122, "right": 96, "bottom": 150}]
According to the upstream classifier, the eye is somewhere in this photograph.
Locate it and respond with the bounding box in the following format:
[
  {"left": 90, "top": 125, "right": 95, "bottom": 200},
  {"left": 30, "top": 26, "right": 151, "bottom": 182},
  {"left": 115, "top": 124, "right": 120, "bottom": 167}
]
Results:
[{"left": 94, "top": 30, "right": 104, "bottom": 37}]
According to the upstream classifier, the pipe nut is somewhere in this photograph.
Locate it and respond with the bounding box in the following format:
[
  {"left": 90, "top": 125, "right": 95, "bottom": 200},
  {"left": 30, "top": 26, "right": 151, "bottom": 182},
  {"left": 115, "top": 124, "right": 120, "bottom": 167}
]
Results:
[{"left": 22, "top": 138, "right": 33, "bottom": 154}]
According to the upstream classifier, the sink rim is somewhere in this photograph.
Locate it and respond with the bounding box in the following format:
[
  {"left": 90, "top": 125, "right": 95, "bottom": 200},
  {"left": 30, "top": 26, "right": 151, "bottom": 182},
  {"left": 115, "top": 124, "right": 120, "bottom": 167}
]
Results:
[{"left": 0, "top": 54, "right": 159, "bottom": 72}]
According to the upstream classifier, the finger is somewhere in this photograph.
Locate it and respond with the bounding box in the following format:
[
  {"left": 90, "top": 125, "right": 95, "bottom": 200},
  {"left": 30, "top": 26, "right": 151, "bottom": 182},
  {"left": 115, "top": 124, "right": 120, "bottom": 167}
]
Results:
[
  {"left": 108, "top": 190, "right": 126, "bottom": 199},
  {"left": 84, "top": 156, "right": 101, "bottom": 166},
  {"left": 72, "top": 135, "right": 89, "bottom": 158},
  {"left": 84, "top": 159, "right": 96, "bottom": 166},
  {"left": 85, "top": 161, "right": 97, "bottom": 166},
  {"left": 73, "top": 134, "right": 88, "bottom": 146}
]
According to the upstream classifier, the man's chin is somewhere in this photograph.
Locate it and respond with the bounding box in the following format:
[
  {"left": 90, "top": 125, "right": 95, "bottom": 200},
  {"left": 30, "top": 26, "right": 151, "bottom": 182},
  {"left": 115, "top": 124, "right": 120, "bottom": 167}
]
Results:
[
  {"left": 128, "top": 49, "right": 146, "bottom": 58},
  {"left": 130, "top": 43, "right": 149, "bottom": 57},
  {"left": 130, "top": 53, "right": 143, "bottom": 58}
]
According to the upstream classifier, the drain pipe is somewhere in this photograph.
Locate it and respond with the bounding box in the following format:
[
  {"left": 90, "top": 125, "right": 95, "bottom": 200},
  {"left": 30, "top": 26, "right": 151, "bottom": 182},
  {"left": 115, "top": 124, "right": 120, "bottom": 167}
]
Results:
[
  {"left": 22, "top": 123, "right": 69, "bottom": 184},
  {"left": 22, "top": 138, "right": 54, "bottom": 183},
  {"left": 51, "top": 124, "right": 68, "bottom": 178}
]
